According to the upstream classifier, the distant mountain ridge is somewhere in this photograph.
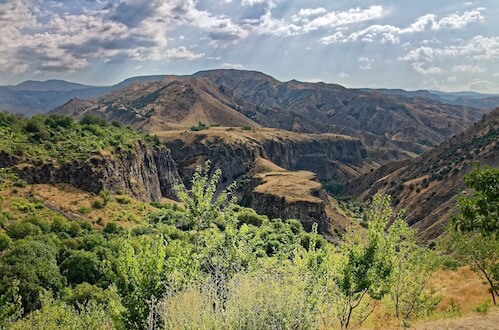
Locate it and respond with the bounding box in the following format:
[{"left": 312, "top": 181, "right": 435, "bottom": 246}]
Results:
[
  {"left": 49, "top": 69, "right": 493, "bottom": 162},
  {"left": 362, "top": 88, "right": 499, "bottom": 109},
  {"left": 0, "top": 76, "right": 168, "bottom": 114}
]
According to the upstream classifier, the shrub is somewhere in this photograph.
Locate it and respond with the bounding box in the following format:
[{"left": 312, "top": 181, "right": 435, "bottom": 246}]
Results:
[
  {"left": 91, "top": 201, "right": 104, "bottom": 209},
  {"left": 6, "top": 222, "right": 42, "bottom": 240},
  {"left": 474, "top": 299, "right": 491, "bottom": 314},
  {"left": 80, "top": 115, "right": 107, "bottom": 127},
  {"left": 190, "top": 122, "right": 208, "bottom": 131},
  {"left": 77, "top": 206, "right": 91, "bottom": 214},
  {"left": 115, "top": 197, "right": 131, "bottom": 205},
  {"left": 0, "top": 231, "right": 12, "bottom": 251}
]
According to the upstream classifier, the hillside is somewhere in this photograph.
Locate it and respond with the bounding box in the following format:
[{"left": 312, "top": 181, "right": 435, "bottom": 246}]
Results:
[
  {"left": 348, "top": 108, "right": 499, "bottom": 240},
  {"left": 194, "top": 69, "right": 491, "bottom": 160},
  {"left": 51, "top": 78, "right": 259, "bottom": 131},
  {"left": 0, "top": 76, "right": 168, "bottom": 114},
  {"left": 48, "top": 69, "right": 492, "bottom": 163}
]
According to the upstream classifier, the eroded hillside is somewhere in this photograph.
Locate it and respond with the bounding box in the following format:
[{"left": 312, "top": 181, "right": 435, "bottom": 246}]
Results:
[{"left": 348, "top": 108, "right": 499, "bottom": 240}]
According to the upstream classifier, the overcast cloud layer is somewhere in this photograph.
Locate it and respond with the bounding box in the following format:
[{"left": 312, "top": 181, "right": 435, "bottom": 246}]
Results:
[{"left": 0, "top": 0, "right": 498, "bottom": 92}]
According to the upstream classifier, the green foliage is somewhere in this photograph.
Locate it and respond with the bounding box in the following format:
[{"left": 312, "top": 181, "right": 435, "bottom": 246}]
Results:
[
  {"left": 92, "top": 200, "right": 104, "bottom": 209},
  {"left": 6, "top": 296, "right": 116, "bottom": 330},
  {"left": 77, "top": 206, "right": 91, "bottom": 214},
  {"left": 105, "top": 235, "right": 169, "bottom": 329},
  {"left": 386, "top": 216, "right": 440, "bottom": 322},
  {"left": 0, "top": 279, "right": 23, "bottom": 326},
  {"left": 0, "top": 113, "right": 146, "bottom": 164},
  {"left": 474, "top": 299, "right": 491, "bottom": 314},
  {"left": 190, "top": 121, "right": 208, "bottom": 131},
  {"left": 452, "top": 165, "right": 499, "bottom": 236},
  {"left": 0, "top": 239, "right": 66, "bottom": 313},
  {"left": 0, "top": 231, "right": 13, "bottom": 251},
  {"left": 80, "top": 114, "right": 107, "bottom": 127},
  {"left": 447, "top": 165, "right": 499, "bottom": 305},
  {"left": 59, "top": 249, "right": 103, "bottom": 285},
  {"left": 115, "top": 196, "right": 131, "bottom": 205},
  {"left": 6, "top": 221, "right": 42, "bottom": 240}
]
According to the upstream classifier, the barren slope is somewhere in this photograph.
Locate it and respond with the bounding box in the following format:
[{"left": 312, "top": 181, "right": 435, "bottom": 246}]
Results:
[{"left": 348, "top": 108, "right": 499, "bottom": 240}]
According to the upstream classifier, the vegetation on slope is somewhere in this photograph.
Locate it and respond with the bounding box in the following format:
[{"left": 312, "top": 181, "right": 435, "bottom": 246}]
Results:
[
  {"left": 0, "top": 112, "right": 157, "bottom": 163},
  {"left": 4, "top": 162, "right": 487, "bottom": 329}
]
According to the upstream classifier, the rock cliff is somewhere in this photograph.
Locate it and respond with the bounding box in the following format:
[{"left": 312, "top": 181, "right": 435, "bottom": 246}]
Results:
[
  {"left": 250, "top": 158, "right": 354, "bottom": 235},
  {"left": 157, "top": 127, "right": 369, "bottom": 188},
  {"left": 6, "top": 141, "right": 180, "bottom": 201}
]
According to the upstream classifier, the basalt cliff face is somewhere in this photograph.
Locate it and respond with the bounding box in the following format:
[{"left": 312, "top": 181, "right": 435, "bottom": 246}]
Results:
[
  {"left": 249, "top": 158, "right": 354, "bottom": 235},
  {"left": 157, "top": 128, "right": 369, "bottom": 189},
  {"left": 4, "top": 142, "right": 180, "bottom": 202}
]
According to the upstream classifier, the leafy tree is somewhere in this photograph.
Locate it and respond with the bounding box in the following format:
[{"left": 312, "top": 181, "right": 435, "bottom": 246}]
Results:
[
  {"left": 59, "top": 249, "right": 103, "bottom": 285},
  {"left": 175, "top": 161, "right": 236, "bottom": 252},
  {"left": 448, "top": 165, "right": 499, "bottom": 305},
  {"left": 105, "top": 235, "right": 168, "bottom": 329},
  {"left": 452, "top": 165, "right": 499, "bottom": 236},
  {"left": 387, "top": 217, "right": 440, "bottom": 323},
  {"left": 332, "top": 194, "right": 393, "bottom": 329},
  {"left": 0, "top": 279, "right": 23, "bottom": 327},
  {"left": 0, "top": 239, "right": 66, "bottom": 313},
  {"left": 0, "top": 231, "right": 12, "bottom": 251},
  {"left": 80, "top": 114, "right": 107, "bottom": 127}
]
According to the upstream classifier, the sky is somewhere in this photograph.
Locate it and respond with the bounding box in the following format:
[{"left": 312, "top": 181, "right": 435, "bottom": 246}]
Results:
[{"left": 0, "top": 0, "right": 498, "bottom": 93}]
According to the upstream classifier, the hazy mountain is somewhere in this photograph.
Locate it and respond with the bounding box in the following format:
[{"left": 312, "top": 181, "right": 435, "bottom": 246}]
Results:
[
  {"left": 0, "top": 76, "right": 168, "bottom": 115},
  {"left": 364, "top": 88, "right": 499, "bottom": 109},
  {"left": 9, "top": 79, "right": 93, "bottom": 92}
]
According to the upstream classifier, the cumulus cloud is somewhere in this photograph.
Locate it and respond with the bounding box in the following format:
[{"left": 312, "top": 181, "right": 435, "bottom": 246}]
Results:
[
  {"left": 400, "top": 35, "right": 498, "bottom": 75},
  {"left": 321, "top": 8, "right": 484, "bottom": 44}
]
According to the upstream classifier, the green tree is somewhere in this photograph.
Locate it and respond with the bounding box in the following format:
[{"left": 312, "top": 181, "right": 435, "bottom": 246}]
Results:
[
  {"left": 0, "top": 239, "right": 66, "bottom": 313},
  {"left": 332, "top": 194, "right": 393, "bottom": 329},
  {"left": 448, "top": 165, "right": 499, "bottom": 305},
  {"left": 0, "top": 279, "right": 23, "bottom": 327},
  {"left": 387, "top": 217, "right": 440, "bottom": 323},
  {"left": 174, "top": 161, "right": 236, "bottom": 252},
  {"left": 105, "top": 235, "right": 167, "bottom": 329},
  {"left": 452, "top": 165, "right": 499, "bottom": 236}
]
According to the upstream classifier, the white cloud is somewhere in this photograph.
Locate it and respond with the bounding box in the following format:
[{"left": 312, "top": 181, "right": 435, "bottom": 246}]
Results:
[
  {"left": 295, "top": 8, "right": 327, "bottom": 18},
  {"left": 452, "top": 65, "right": 484, "bottom": 73},
  {"left": 221, "top": 63, "right": 245, "bottom": 69},
  {"left": 301, "top": 6, "right": 384, "bottom": 32},
  {"left": 432, "top": 9, "right": 484, "bottom": 30},
  {"left": 321, "top": 8, "right": 484, "bottom": 44},
  {"left": 337, "top": 72, "right": 350, "bottom": 79},
  {"left": 163, "top": 46, "right": 204, "bottom": 60},
  {"left": 411, "top": 62, "right": 442, "bottom": 74},
  {"left": 320, "top": 32, "right": 345, "bottom": 45}
]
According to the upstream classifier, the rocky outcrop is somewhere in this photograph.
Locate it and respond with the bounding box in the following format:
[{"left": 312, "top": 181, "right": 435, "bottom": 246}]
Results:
[
  {"left": 159, "top": 128, "right": 369, "bottom": 189},
  {"left": 9, "top": 141, "right": 180, "bottom": 201},
  {"left": 248, "top": 158, "right": 354, "bottom": 235}
]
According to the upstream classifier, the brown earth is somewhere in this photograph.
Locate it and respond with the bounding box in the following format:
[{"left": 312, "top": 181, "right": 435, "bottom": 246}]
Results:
[{"left": 348, "top": 108, "right": 499, "bottom": 240}]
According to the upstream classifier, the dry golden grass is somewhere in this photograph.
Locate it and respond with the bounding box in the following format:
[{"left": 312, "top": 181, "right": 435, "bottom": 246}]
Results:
[
  {"left": 252, "top": 158, "right": 323, "bottom": 204},
  {"left": 363, "top": 266, "right": 494, "bottom": 329},
  {"left": 428, "top": 266, "right": 491, "bottom": 314},
  {"left": 155, "top": 126, "right": 354, "bottom": 146},
  {"left": 0, "top": 183, "right": 172, "bottom": 229}
]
